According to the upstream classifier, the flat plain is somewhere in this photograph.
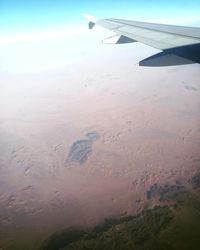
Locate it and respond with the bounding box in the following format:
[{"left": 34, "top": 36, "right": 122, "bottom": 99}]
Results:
[{"left": 0, "top": 41, "right": 200, "bottom": 249}]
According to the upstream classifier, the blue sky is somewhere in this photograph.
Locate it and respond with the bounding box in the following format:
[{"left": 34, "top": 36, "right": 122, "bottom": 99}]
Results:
[
  {"left": 1, "top": 0, "right": 200, "bottom": 35},
  {"left": 0, "top": 0, "right": 199, "bottom": 73}
]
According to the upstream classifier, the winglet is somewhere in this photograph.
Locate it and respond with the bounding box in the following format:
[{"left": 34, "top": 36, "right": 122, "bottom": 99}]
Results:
[{"left": 82, "top": 13, "right": 97, "bottom": 29}]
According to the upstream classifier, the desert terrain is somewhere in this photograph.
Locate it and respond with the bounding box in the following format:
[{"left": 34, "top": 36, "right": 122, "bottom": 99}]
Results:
[{"left": 0, "top": 40, "right": 200, "bottom": 249}]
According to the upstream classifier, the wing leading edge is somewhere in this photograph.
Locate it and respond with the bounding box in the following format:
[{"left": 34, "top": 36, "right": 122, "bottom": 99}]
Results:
[{"left": 84, "top": 14, "right": 200, "bottom": 66}]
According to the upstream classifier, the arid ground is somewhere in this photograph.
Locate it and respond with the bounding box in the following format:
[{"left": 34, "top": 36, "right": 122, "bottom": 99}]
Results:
[{"left": 0, "top": 40, "right": 200, "bottom": 249}]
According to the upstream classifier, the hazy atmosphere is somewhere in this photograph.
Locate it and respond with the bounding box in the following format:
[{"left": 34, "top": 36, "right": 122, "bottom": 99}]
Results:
[{"left": 0, "top": 1, "right": 200, "bottom": 249}]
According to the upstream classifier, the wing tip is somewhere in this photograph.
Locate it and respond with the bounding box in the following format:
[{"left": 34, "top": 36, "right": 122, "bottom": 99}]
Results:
[{"left": 82, "top": 13, "right": 97, "bottom": 29}]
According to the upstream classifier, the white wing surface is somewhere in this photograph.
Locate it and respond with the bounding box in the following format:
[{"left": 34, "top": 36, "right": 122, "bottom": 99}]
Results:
[
  {"left": 84, "top": 15, "right": 200, "bottom": 50},
  {"left": 83, "top": 14, "right": 200, "bottom": 66}
]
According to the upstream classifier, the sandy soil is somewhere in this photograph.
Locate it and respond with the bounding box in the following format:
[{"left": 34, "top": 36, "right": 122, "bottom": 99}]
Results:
[{"left": 0, "top": 46, "right": 200, "bottom": 249}]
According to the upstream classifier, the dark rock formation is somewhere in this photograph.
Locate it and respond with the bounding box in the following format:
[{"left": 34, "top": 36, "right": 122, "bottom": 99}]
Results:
[
  {"left": 146, "top": 183, "right": 186, "bottom": 201},
  {"left": 67, "top": 131, "right": 100, "bottom": 165}
]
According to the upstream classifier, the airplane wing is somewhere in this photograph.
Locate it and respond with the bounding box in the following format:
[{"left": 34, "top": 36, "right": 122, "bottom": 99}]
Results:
[
  {"left": 83, "top": 14, "right": 200, "bottom": 50},
  {"left": 83, "top": 14, "right": 200, "bottom": 66}
]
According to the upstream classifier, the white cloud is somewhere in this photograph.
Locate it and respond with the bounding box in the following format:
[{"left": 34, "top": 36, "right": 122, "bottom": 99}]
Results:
[{"left": 0, "top": 27, "right": 92, "bottom": 45}]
